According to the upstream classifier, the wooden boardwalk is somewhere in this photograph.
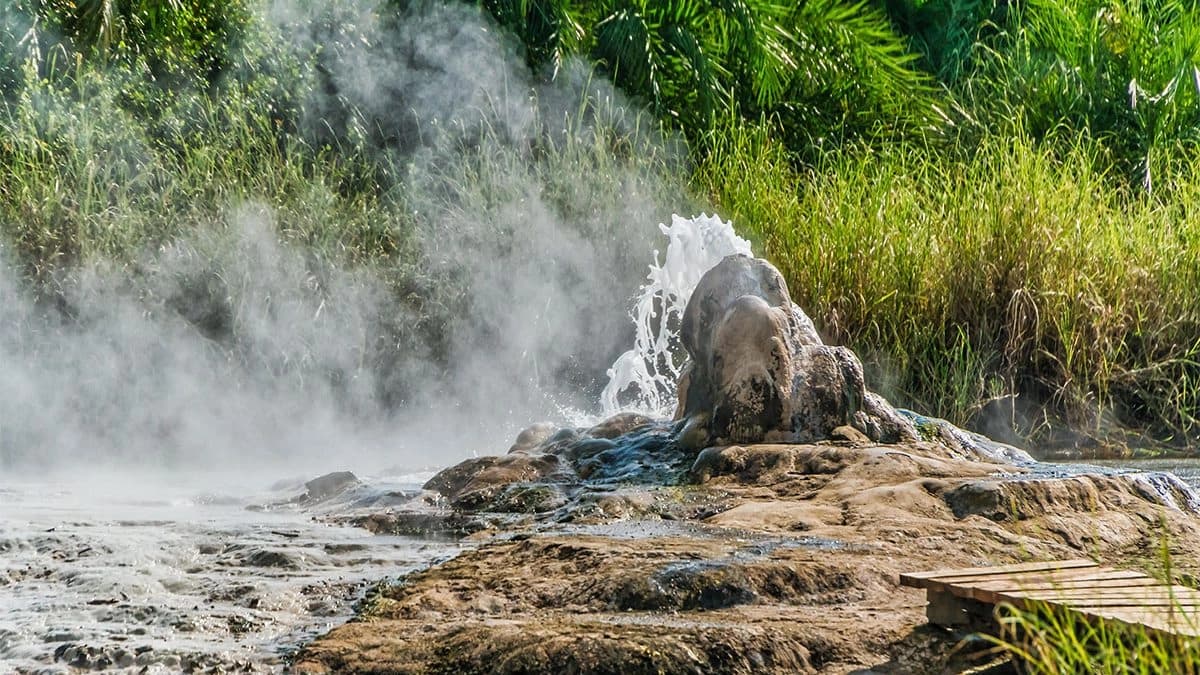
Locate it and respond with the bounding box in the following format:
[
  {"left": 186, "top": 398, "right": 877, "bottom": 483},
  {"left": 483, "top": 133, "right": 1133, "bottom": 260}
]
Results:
[{"left": 900, "top": 559, "right": 1200, "bottom": 636}]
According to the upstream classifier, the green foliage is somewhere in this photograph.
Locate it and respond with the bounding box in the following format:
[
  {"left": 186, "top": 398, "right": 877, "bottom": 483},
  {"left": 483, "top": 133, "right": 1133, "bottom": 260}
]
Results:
[
  {"left": 939, "top": 0, "right": 1200, "bottom": 187},
  {"left": 0, "top": 56, "right": 397, "bottom": 277},
  {"left": 699, "top": 121, "right": 1200, "bottom": 444},
  {"left": 32, "top": 0, "right": 251, "bottom": 84},
  {"left": 6, "top": 0, "right": 1200, "bottom": 446},
  {"left": 868, "top": 0, "right": 1200, "bottom": 188},
  {"left": 472, "top": 0, "right": 936, "bottom": 150},
  {"left": 479, "top": 0, "right": 803, "bottom": 121},
  {"left": 768, "top": 0, "right": 937, "bottom": 159}
]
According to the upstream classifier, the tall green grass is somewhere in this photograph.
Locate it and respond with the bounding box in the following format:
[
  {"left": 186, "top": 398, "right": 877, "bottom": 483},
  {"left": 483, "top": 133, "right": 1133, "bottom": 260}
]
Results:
[
  {"left": 699, "top": 120, "right": 1200, "bottom": 446},
  {"left": 988, "top": 599, "right": 1200, "bottom": 673},
  {"left": 0, "top": 7, "right": 694, "bottom": 415},
  {"left": 0, "top": 57, "right": 408, "bottom": 282}
]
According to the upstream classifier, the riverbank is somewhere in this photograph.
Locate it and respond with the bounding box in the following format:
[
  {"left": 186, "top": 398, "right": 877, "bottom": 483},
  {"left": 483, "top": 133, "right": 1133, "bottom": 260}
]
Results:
[{"left": 294, "top": 428, "right": 1200, "bottom": 674}]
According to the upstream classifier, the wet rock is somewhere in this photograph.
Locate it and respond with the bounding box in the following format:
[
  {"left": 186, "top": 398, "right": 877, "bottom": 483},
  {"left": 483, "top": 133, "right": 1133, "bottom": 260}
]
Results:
[
  {"left": 207, "top": 583, "right": 258, "bottom": 604},
  {"left": 559, "top": 437, "right": 618, "bottom": 463},
  {"left": 423, "top": 456, "right": 503, "bottom": 498},
  {"left": 585, "top": 412, "right": 654, "bottom": 439},
  {"left": 112, "top": 648, "right": 134, "bottom": 668},
  {"left": 135, "top": 647, "right": 156, "bottom": 666},
  {"left": 305, "top": 471, "right": 360, "bottom": 501},
  {"left": 298, "top": 433, "right": 1200, "bottom": 675},
  {"left": 487, "top": 483, "right": 568, "bottom": 514},
  {"left": 227, "top": 614, "right": 256, "bottom": 636},
  {"left": 424, "top": 453, "right": 569, "bottom": 510},
  {"left": 830, "top": 425, "right": 871, "bottom": 445},
  {"left": 900, "top": 409, "right": 1034, "bottom": 464},
  {"left": 52, "top": 643, "right": 72, "bottom": 662},
  {"left": 299, "top": 619, "right": 817, "bottom": 675},
  {"left": 942, "top": 482, "right": 1011, "bottom": 521},
  {"left": 508, "top": 423, "right": 558, "bottom": 453},
  {"left": 611, "top": 560, "right": 758, "bottom": 610},
  {"left": 560, "top": 423, "right": 681, "bottom": 485},
  {"left": 349, "top": 511, "right": 494, "bottom": 537},
  {"left": 242, "top": 548, "right": 301, "bottom": 569},
  {"left": 545, "top": 427, "right": 581, "bottom": 449},
  {"left": 564, "top": 490, "right": 661, "bottom": 523},
  {"left": 676, "top": 255, "right": 916, "bottom": 446},
  {"left": 611, "top": 559, "right": 866, "bottom": 612},
  {"left": 421, "top": 417, "right": 692, "bottom": 513},
  {"left": 690, "top": 444, "right": 859, "bottom": 484}
]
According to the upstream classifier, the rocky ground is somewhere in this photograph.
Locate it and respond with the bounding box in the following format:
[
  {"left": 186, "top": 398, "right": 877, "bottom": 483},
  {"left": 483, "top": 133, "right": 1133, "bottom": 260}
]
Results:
[
  {"left": 294, "top": 254, "right": 1200, "bottom": 674},
  {"left": 292, "top": 422, "right": 1200, "bottom": 674}
]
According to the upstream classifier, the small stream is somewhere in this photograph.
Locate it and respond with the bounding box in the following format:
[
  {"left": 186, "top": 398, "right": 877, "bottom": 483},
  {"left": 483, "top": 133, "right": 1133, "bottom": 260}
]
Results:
[
  {"left": 0, "top": 471, "right": 462, "bottom": 674},
  {"left": 1063, "top": 458, "right": 1200, "bottom": 488},
  {"left": 1050, "top": 457, "right": 1200, "bottom": 490}
]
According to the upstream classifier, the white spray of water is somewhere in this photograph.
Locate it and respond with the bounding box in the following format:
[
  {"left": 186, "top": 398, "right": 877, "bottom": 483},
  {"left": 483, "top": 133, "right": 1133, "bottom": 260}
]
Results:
[{"left": 600, "top": 213, "right": 752, "bottom": 417}]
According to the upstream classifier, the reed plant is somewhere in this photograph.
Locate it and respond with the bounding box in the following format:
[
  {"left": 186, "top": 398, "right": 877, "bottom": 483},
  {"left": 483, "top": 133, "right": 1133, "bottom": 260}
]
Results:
[
  {"left": 987, "top": 599, "right": 1200, "bottom": 673},
  {"left": 699, "top": 119, "right": 1200, "bottom": 445}
]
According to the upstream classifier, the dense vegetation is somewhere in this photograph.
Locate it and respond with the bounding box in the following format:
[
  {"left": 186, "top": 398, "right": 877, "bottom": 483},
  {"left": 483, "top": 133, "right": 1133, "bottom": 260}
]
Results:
[{"left": 4, "top": 0, "right": 1200, "bottom": 450}]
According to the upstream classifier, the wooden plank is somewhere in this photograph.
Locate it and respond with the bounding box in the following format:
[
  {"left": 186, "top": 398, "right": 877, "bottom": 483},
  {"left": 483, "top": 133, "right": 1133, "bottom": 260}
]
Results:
[
  {"left": 934, "top": 567, "right": 1126, "bottom": 602},
  {"left": 933, "top": 564, "right": 1109, "bottom": 587},
  {"left": 1004, "top": 594, "right": 1200, "bottom": 617},
  {"left": 1073, "top": 598, "right": 1200, "bottom": 608},
  {"left": 1005, "top": 595, "right": 1200, "bottom": 609},
  {"left": 965, "top": 570, "right": 1153, "bottom": 602},
  {"left": 971, "top": 569, "right": 1148, "bottom": 588},
  {"left": 905, "top": 559, "right": 1200, "bottom": 637},
  {"left": 1002, "top": 585, "right": 1200, "bottom": 600},
  {"left": 1017, "top": 586, "right": 1200, "bottom": 600},
  {"left": 1081, "top": 606, "right": 1200, "bottom": 637},
  {"left": 972, "top": 572, "right": 1156, "bottom": 592},
  {"left": 998, "top": 594, "right": 1200, "bottom": 636},
  {"left": 980, "top": 585, "right": 1194, "bottom": 606},
  {"left": 900, "top": 559, "right": 1097, "bottom": 587}
]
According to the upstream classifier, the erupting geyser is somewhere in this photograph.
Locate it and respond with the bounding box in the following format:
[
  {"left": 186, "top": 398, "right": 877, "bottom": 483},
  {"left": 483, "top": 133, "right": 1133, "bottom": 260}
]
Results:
[
  {"left": 602, "top": 213, "right": 915, "bottom": 448},
  {"left": 601, "top": 214, "right": 752, "bottom": 417},
  {"left": 423, "top": 215, "right": 936, "bottom": 511}
]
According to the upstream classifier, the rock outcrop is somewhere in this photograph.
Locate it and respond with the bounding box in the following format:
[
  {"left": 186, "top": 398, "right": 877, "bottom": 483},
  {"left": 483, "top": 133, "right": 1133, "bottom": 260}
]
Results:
[
  {"left": 413, "top": 256, "right": 1032, "bottom": 516},
  {"left": 295, "top": 254, "right": 1200, "bottom": 675},
  {"left": 676, "top": 255, "right": 915, "bottom": 446},
  {"left": 299, "top": 436, "right": 1200, "bottom": 675}
]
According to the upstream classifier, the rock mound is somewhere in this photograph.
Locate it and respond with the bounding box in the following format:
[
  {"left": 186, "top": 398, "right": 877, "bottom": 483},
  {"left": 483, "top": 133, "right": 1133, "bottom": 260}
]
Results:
[{"left": 677, "top": 255, "right": 916, "bottom": 446}]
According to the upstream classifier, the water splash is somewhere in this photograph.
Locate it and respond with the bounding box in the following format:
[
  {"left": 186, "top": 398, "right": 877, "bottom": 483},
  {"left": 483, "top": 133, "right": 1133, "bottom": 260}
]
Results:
[
  {"left": 600, "top": 214, "right": 752, "bottom": 417},
  {"left": 1130, "top": 472, "right": 1200, "bottom": 513}
]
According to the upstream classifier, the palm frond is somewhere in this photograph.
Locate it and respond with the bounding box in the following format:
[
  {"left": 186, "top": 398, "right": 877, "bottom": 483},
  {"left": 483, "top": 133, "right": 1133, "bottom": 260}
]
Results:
[{"left": 594, "top": 5, "right": 662, "bottom": 105}]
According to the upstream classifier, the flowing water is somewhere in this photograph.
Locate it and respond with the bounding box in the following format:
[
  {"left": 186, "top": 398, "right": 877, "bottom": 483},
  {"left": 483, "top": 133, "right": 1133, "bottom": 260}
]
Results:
[
  {"left": 1059, "top": 457, "right": 1200, "bottom": 489},
  {"left": 0, "top": 471, "right": 460, "bottom": 674},
  {"left": 600, "top": 213, "right": 751, "bottom": 417}
]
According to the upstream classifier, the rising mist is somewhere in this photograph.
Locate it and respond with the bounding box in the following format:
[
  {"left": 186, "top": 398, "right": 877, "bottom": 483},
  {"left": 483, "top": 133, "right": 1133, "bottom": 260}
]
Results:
[{"left": 0, "top": 0, "right": 699, "bottom": 476}]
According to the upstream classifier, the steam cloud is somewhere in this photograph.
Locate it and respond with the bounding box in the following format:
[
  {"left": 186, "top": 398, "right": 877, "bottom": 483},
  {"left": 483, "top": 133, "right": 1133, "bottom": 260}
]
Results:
[{"left": 0, "top": 0, "right": 696, "bottom": 475}]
